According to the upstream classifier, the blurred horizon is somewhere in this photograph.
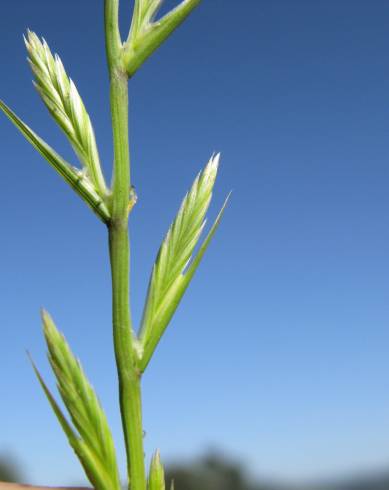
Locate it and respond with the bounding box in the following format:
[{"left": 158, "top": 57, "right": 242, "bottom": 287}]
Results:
[
  {"left": 1, "top": 451, "right": 389, "bottom": 489},
  {"left": 1, "top": 0, "right": 389, "bottom": 487}
]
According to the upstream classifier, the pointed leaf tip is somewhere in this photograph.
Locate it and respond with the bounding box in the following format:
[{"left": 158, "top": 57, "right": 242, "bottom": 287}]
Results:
[
  {"left": 183, "top": 190, "right": 230, "bottom": 285},
  {"left": 0, "top": 99, "right": 110, "bottom": 223}
]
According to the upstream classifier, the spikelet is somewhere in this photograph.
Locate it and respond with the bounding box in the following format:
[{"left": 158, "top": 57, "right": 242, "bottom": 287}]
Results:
[
  {"left": 148, "top": 450, "right": 166, "bottom": 490},
  {"left": 130, "top": 0, "right": 162, "bottom": 37},
  {"left": 124, "top": 0, "right": 202, "bottom": 77},
  {"left": 25, "top": 31, "right": 107, "bottom": 197},
  {"left": 139, "top": 154, "right": 229, "bottom": 371},
  {"left": 151, "top": 154, "right": 219, "bottom": 296},
  {"left": 40, "top": 310, "right": 121, "bottom": 490}
]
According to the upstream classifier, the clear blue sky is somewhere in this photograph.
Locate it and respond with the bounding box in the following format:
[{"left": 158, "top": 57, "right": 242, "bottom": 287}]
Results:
[{"left": 1, "top": 0, "right": 389, "bottom": 486}]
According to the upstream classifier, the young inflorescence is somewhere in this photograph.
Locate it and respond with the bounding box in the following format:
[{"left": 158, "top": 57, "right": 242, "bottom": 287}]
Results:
[{"left": 1, "top": 1, "right": 228, "bottom": 489}]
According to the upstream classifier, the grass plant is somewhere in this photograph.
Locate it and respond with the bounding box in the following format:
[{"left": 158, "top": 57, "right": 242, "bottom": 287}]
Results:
[{"left": 1, "top": 2, "right": 228, "bottom": 489}]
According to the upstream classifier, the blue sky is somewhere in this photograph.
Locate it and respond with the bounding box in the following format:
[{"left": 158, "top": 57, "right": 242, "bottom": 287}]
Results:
[{"left": 1, "top": 0, "right": 389, "bottom": 486}]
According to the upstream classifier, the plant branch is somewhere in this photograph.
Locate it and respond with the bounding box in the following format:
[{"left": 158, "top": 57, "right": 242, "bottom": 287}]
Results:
[
  {"left": 109, "top": 223, "right": 146, "bottom": 490},
  {"left": 105, "top": 1, "right": 147, "bottom": 489}
]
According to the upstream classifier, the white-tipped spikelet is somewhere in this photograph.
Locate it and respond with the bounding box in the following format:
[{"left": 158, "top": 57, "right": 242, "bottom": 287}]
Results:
[
  {"left": 139, "top": 153, "right": 229, "bottom": 371},
  {"left": 151, "top": 152, "right": 220, "bottom": 299},
  {"left": 25, "top": 31, "right": 107, "bottom": 197}
]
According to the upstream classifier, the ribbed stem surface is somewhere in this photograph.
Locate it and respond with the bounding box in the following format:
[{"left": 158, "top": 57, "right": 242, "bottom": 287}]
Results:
[{"left": 105, "top": 2, "right": 147, "bottom": 489}]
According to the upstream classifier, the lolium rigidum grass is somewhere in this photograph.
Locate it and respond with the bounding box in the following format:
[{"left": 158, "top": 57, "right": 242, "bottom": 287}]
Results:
[{"left": 1, "top": 2, "right": 229, "bottom": 490}]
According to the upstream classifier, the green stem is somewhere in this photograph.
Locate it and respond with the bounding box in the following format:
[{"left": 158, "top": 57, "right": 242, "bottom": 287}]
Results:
[
  {"left": 109, "top": 221, "right": 146, "bottom": 490},
  {"left": 105, "top": 2, "right": 147, "bottom": 489},
  {"left": 104, "top": 0, "right": 122, "bottom": 67}
]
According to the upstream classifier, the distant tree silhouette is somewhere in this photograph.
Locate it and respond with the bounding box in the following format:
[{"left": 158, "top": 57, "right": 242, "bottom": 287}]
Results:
[
  {"left": 165, "top": 453, "right": 274, "bottom": 490},
  {"left": 0, "top": 456, "right": 21, "bottom": 483},
  {"left": 165, "top": 452, "right": 389, "bottom": 490}
]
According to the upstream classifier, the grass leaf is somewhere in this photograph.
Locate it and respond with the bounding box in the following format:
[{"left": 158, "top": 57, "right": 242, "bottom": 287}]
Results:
[
  {"left": 0, "top": 99, "right": 110, "bottom": 223},
  {"left": 139, "top": 154, "right": 228, "bottom": 372},
  {"left": 183, "top": 192, "right": 231, "bottom": 285},
  {"left": 28, "top": 353, "right": 79, "bottom": 445}
]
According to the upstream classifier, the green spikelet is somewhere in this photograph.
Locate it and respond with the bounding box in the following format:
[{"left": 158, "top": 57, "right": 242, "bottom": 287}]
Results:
[
  {"left": 124, "top": 0, "right": 202, "bottom": 77},
  {"left": 139, "top": 154, "right": 230, "bottom": 371},
  {"left": 148, "top": 450, "right": 165, "bottom": 490},
  {"left": 39, "top": 310, "right": 121, "bottom": 490}
]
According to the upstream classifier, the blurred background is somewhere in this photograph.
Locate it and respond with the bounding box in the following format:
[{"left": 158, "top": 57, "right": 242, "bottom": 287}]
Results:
[{"left": 1, "top": 0, "right": 389, "bottom": 488}]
